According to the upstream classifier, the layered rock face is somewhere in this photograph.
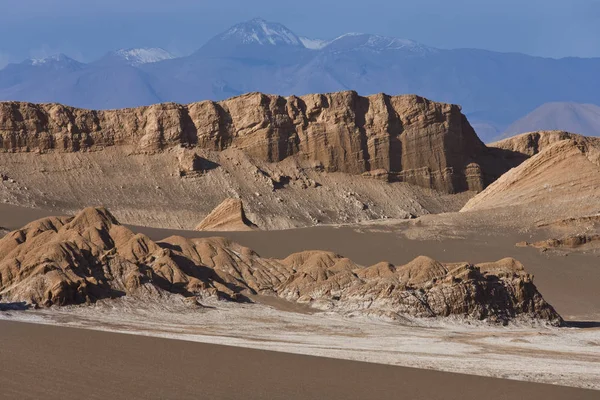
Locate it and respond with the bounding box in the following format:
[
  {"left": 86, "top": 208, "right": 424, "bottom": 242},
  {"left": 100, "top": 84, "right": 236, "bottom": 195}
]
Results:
[
  {"left": 195, "top": 198, "right": 258, "bottom": 231},
  {"left": 490, "top": 130, "right": 595, "bottom": 158},
  {"left": 0, "top": 208, "right": 562, "bottom": 325},
  {"left": 463, "top": 136, "right": 600, "bottom": 218},
  {"left": 0, "top": 91, "right": 492, "bottom": 193}
]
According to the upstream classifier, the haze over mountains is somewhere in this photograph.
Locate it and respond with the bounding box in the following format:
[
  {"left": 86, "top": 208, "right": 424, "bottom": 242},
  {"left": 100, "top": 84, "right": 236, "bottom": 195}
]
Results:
[
  {"left": 1, "top": 18, "right": 600, "bottom": 142},
  {"left": 502, "top": 103, "right": 600, "bottom": 139}
]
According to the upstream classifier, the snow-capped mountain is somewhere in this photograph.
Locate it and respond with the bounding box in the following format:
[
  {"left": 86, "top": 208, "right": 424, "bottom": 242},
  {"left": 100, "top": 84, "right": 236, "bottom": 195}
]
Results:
[
  {"left": 300, "top": 32, "right": 432, "bottom": 53},
  {"left": 214, "top": 18, "right": 304, "bottom": 47},
  {"left": 2, "top": 17, "right": 600, "bottom": 143},
  {"left": 22, "top": 54, "right": 84, "bottom": 70},
  {"left": 28, "top": 54, "right": 65, "bottom": 66},
  {"left": 299, "top": 37, "right": 329, "bottom": 50},
  {"left": 109, "top": 48, "right": 175, "bottom": 66},
  {"left": 325, "top": 33, "right": 434, "bottom": 53}
]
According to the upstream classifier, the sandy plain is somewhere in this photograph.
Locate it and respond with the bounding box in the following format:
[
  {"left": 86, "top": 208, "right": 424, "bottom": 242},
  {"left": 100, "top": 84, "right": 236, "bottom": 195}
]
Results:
[{"left": 1, "top": 203, "right": 599, "bottom": 397}]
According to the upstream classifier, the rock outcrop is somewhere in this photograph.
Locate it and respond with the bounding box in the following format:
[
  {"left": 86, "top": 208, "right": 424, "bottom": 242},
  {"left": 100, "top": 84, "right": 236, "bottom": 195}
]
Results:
[
  {"left": 195, "top": 198, "right": 258, "bottom": 231},
  {"left": 0, "top": 207, "right": 562, "bottom": 325},
  {"left": 0, "top": 91, "right": 498, "bottom": 193},
  {"left": 518, "top": 235, "right": 600, "bottom": 251},
  {"left": 462, "top": 137, "right": 600, "bottom": 219},
  {"left": 490, "top": 130, "right": 596, "bottom": 158}
]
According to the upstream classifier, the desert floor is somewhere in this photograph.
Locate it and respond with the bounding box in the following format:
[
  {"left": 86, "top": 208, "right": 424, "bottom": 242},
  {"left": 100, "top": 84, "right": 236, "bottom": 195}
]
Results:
[
  {"left": 1, "top": 203, "right": 599, "bottom": 397},
  {"left": 0, "top": 320, "right": 598, "bottom": 400}
]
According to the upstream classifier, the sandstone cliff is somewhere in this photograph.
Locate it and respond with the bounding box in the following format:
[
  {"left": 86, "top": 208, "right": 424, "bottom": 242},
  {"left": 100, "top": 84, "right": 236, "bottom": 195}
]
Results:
[
  {"left": 0, "top": 207, "right": 562, "bottom": 325},
  {"left": 0, "top": 91, "right": 494, "bottom": 193}
]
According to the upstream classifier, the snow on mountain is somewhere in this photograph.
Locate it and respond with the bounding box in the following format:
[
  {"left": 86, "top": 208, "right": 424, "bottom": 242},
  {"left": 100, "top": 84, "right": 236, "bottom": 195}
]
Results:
[
  {"left": 19, "top": 54, "right": 85, "bottom": 71},
  {"left": 300, "top": 37, "right": 330, "bottom": 50},
  {"left": 112, "top": 48, "right": 175, "bottom": 66},
  {"left": 218, "top": 18, "right": 303, "bottom": 46},
  {"left": 26, "top": 54, "right": 81, "bottom": 67},
  {"left": 3, "top": 17, "right": 600, "bottom": 136},
  {"left": 205, "top": 18, "right": 430, "bottom": 55},
  {"left": 29, "top": 54, "right": 65, "bottom": 66},
  {"left": 326, "top": 33, "right": 434, "bottom": 53}
]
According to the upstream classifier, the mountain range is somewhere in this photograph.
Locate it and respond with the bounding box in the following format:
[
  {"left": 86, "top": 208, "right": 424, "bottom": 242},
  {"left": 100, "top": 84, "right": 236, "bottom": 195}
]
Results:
[
  {"left": 1, "top": 18, "right": 600, "bottom": 142},
  {"left": 501, "top": 102, "right": 600, "bottom": 139}
]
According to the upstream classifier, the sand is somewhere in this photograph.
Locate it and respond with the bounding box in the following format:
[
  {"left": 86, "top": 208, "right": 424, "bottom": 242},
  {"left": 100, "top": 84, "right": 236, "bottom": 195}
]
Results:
[
  {"left": 0, "top": 320, "right": 598, "bottom": 400},
  {"left": 4, "top": 298, "right": 599, "bottom": 389}
]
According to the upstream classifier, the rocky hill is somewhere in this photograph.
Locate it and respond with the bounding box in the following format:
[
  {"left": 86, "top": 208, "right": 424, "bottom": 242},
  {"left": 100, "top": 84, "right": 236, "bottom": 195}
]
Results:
[
  {"left": 462, "top": 132, "right": 600, "bottom": 221},
  {"left": 0, "top": 207, "right": 562, "bottom": 325},
  {"left": 490, "top": 130, "right": 595, "bottom": 157}
]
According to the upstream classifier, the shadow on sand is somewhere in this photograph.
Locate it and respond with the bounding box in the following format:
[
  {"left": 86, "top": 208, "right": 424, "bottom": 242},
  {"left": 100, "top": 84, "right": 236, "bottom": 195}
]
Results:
[
  {"left": 565, "top": 321, "right": 600, "bottom": 329},
  {"left": 0, "top": 302, "right": 31, "bottom": 311}
]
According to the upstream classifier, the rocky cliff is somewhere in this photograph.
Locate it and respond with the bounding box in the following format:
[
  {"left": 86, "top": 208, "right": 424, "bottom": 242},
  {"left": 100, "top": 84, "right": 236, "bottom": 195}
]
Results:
[
  {"left": 0, "top": 91, "right": 494, "bottom": 193},
  {"left": 0, "top": 207, "right": 562, "bottom": 325}
]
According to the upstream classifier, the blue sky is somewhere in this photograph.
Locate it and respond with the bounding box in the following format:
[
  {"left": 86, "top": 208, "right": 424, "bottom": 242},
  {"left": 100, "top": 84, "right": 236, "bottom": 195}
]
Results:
[{"left": 1, "top": 0, "right": 599, "bottom": 66}]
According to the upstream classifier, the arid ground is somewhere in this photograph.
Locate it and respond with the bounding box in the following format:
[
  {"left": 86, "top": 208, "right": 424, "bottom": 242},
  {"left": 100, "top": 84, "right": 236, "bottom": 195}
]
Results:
[
  {"left": 1, "top": 203, "right": 599, "bottom": 397},
  {"left": 2, "top": 319, "right": 598, "bottom": 400}
]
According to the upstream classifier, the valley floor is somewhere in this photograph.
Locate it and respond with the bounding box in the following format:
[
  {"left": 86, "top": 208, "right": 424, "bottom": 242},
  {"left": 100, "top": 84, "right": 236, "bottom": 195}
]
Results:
[
  {"left": 1, "top": 203, "right": 600, "bottom": 396},
  {"left": 1, "top": 320, "right": 597, "bottom": 400}
]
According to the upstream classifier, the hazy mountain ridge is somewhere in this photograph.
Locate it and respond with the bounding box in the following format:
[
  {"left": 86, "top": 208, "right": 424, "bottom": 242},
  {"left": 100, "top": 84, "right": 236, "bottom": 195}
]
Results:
[
  {"left": 101, "top": 48, "right": 175, "bottom": 66},
  {"left": 1, "top": 18, "right": 599, "bottom": 141},
  {"left": 501, "top": 102, "right": 600, "bottom": 139}
]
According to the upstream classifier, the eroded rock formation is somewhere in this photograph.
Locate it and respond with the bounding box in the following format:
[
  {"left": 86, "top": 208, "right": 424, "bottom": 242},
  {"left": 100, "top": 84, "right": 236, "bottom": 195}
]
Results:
[
  {"left": 0, "top": 207, "right": 562, "bottom": 325},
  {"left": 490, "top": 130, "right": 594, "bottom": 157},
  {"left": 195, "top": 198, "right": 258, "bottom": 231},
  {"left": 462, "top": 137, "right": 600, "bottom": 217},
  {"left": 0, "top": 91, "right": 497, "bottom": 193},
  {"left": 518, "top": 235, "right": 600, "bottom": 251}
]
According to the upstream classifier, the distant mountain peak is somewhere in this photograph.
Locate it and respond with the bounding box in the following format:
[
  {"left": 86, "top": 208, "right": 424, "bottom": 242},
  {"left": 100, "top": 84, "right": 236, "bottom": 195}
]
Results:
[
  {"left": 26, "top": 54, "right": 76, "bottom": 66},
  {"left": 218, "top": 18, "right": 303, "bottom": 47},
  {"left": 21, "top": 54, "right": 84, "bottom": 71},
  {"left": 326, "top": 33, "right": 434, "bottom": 53},
  {"left": 111, "top": 48, "right": 175, "bottom": 66},
  {"left": 501, "top": 102, "right": 600, "bottom": 139}
]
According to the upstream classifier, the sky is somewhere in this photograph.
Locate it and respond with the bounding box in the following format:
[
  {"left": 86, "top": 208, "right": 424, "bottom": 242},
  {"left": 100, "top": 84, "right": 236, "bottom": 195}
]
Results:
[{"left": 0, "top": 0, "right": 599, "bottom": 67}]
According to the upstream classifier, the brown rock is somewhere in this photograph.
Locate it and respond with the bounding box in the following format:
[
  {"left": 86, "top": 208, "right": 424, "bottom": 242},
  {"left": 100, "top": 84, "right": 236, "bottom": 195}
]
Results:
[
  {"left": 490, "top": 130, "right": 593, "bottom": 157},
  {"left": 522, "top": 235, "right": 600, "bottom": 250},
  {"left": 195, "top": 198, "right": 258, "bottom": 231},
  {"left": 0, "top": 208, "right": 562, "bottom": 325},
  {"left": 362, "top": 169, "right": 392, "bottom": 182},
  {"left": 462, "top": 138, "right": 600, "bottom": 219},
  {"left": 0, "top": 91, "right": 497, "bottom": 193},
  {"left": 178, "top": 152, "right": 218, "bottom": 176}
]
